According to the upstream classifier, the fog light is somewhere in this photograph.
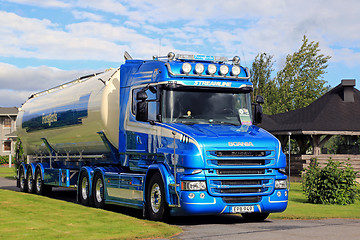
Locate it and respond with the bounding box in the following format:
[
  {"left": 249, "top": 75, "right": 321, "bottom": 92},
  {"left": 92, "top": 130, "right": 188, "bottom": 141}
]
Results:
[
  {"left": 285, "top": 191, "right": 288, "bottom": 197},
  {"left": 188, "top": 193, "right": 195, "bottom": 199},
  {"left": 277, "top": 191, "right": 281, "bottom": 197},
  {"left": 200, "top": 193, "right": 205, "bottom": 199}
]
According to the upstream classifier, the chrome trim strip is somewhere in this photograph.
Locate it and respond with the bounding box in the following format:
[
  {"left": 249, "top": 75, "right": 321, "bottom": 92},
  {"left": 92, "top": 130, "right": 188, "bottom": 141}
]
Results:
[{"left": 268, "top": 197, "right": 288, "bottom": 203}]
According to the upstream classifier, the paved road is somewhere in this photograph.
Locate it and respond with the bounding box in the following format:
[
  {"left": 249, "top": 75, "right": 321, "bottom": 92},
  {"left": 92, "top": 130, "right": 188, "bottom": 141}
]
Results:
[
  {"left": 168, "top": 216, "right": 360, "bottom": 240},
  {"left": 2, "top": 177, "right": 360, "bottom": 240}
]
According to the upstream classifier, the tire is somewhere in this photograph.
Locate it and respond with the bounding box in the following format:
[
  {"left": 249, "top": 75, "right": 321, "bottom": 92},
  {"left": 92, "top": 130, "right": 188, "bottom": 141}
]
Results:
[
  {"left": 241, "top": 213, "right": 269, "bottom": 222},
  {"left": 26, "top": 168, "right": 35, "bottom": 193},
  {"left": 79, "top": 171, "right": 90, "bottom": 206},
  {"left": 146, "top": 172, "right": 168, "bottom": 221},
  {"left": 92, "top": 173, "right": 105, "bottom": 209},
  {"left": 19, "top": 167, "right": 27, "bottom": 192},
  {"left": 35, "top": 168, "right": 51, "bottom": 195}
]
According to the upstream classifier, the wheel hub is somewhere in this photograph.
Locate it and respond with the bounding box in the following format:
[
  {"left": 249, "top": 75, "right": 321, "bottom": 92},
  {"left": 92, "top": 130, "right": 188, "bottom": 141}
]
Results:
[{"left": 150, "top": 183, "right": 161, "bottom": 213}]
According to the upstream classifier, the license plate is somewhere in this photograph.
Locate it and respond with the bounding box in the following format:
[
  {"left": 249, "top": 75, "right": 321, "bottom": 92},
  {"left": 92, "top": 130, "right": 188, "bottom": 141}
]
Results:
[{"left": 231, "top": 206, "right": 254, "bottom": 213}]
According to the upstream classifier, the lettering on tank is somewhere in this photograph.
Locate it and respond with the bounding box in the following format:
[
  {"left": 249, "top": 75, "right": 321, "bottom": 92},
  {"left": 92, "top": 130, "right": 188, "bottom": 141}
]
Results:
[{"left": 22, "top": 94, "right": 90, "bottom": 132}]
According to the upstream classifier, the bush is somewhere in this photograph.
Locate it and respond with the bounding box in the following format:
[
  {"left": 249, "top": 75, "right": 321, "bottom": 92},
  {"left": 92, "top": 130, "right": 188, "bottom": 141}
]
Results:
[
  {"left": 302, "top": 158, "right": 360, "bottom": 205},
  {"left": 0, "top": 156, "right": 9, "bottom": 165}
]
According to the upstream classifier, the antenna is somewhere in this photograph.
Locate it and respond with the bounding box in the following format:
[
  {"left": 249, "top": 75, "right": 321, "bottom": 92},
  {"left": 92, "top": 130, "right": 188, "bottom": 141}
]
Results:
[{"left": 241, "top": 49, "right": 247, "bottom": 67}]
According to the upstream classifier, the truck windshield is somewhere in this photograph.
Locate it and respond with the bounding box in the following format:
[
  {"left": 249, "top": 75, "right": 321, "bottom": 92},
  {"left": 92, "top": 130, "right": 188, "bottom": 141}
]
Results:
[{"left": 162, "top": 89, "right": 253, "bottom": 125}]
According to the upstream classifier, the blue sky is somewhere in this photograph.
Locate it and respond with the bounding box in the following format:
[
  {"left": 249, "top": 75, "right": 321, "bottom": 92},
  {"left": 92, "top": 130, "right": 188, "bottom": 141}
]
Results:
[{"left": 1, "top": 0, "right": 360, "bottom": 107}]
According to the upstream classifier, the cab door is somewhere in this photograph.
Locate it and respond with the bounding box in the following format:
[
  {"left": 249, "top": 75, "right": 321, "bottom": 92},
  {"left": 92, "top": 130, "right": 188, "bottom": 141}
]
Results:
[{"left": 125, "top": 86, "right": 160, "bottom": 172}]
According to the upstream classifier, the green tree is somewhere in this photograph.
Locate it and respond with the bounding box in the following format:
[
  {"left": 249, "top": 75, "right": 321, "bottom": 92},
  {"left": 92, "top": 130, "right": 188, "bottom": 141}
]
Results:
[
  {"left": 250, "top": 53, "right": 278, "bottom": 114},
  {"left": 269, "top": 35, "right": 331, "bottom": 114},
  {"left": 251, "top": 52, "right": 274, "bottom": 99}
]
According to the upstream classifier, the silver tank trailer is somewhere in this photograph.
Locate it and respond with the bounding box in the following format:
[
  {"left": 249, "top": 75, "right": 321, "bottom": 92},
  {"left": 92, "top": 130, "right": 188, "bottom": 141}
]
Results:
[{"left": 16, "top": 68, "right": 120, "bottom": 156}]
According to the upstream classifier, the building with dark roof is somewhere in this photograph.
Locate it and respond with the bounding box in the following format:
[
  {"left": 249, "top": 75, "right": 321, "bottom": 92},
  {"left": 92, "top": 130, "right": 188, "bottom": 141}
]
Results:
[
  {"left": 260, "top": 80, "right": 360, "bottom": 175},
  {"left": 0, "top": 107, "right": 18, "bottom": 156}
]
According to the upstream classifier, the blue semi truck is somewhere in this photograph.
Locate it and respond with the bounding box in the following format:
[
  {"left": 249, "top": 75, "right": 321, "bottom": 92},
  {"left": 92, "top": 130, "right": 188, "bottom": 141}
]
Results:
[{"left": 16, "top": 52, "right": 288, "bottom": 221}]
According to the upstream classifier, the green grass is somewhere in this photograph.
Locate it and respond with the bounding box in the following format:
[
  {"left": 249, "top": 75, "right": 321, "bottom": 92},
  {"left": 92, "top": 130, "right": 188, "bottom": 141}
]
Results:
[
  {"left": 271, "top": 182, "right": 360, "bottom": 219},
  {"left": 0, "top": 189, "right": 181, "bottom": 240},
  {"left": 0, "top": 166, "right": 16, "bottom": 179}
]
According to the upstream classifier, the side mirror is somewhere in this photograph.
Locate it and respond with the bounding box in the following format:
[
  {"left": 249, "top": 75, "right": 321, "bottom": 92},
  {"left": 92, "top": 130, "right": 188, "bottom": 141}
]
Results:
[
  {"left": 136, "top": 90, "right": 148, "bottom": 122},
  {"left": 136, "top": 101, "right": 148, "bottom": 122},
  {"left": 136, "top": 91, "right": 148, "bottom": 101},
  {"left": 253, "top": 95, "right": 264, "bottom": 124},
  {"left": 256, "top": 95, "right": 264, "bottom": 104}
]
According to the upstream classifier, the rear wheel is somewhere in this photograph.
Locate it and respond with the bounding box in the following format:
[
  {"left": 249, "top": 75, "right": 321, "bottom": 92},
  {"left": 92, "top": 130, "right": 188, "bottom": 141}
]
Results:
[
  {"left": 146, "top": 173, "right": 168, "bottom": 221},
  {"left": 26, "top": 168, "right": 35, "bottom": 193},
  {"left": 35, "top": 168, "right": 51, "bottom": 195},
  {"left": 93, "top": 173, "right": 105, "bottom": 209},
  {"left": 79, "top": 171, "right": 90, "bottom": 206},
  {"left": 241, "top": 213, "right": 269, "bottom": 222},
  {"left": 19, "top": 167, "right": 27, "bottom": 192}
]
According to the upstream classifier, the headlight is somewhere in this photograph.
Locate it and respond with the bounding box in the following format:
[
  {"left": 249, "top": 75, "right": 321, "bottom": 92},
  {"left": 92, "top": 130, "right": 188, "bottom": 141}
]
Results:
[
  {"left": 231, "top": 65, "right": 241, "bottom": 76},
  {"left": 219, "top": 65, "right": 229, "bottom": 75},
  {"left": 275, "top": 179, "right": 288, "bottom": 189},
  {"left": 207, "top": 64, "right": 217, "bottom": 75},
  {"left": 194, "top": 63, "right": 205, "bottom": 74},
  {"left": 181, "top": 62, "right": 192, "bottom": 74},
  {"left": 181, "top": 181, "right": 207, "bottom": 191}
]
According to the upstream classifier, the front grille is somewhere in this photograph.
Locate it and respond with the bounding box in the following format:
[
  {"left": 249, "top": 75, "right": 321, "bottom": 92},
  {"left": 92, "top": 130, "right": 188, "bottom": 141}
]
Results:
[
  {"left": 217, "top": 169, "right": 265, "bottom": 175},
  {"left": 216, "top": 159, "right": 265, "bottom": 166},
  {"left": 220, "top": 180, "right": 261, "bottom": 185},
  {"left": 215, "top": 151, "right": 268, "bottom": 157},
  {"left": 219, "top": 187, "right": 261, "bottom": 194},
  {"left": 222, "top": 196, "right": 261, "bottom": 204}
]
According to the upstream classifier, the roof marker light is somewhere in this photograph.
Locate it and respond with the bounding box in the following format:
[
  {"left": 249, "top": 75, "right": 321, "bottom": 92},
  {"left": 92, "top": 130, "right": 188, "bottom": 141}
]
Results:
[
  {"left": 182, "top": 62, "right": 192, "bottom": 74},
  {"left": 219, "top": 65, "right": 229, "bottom": 75},
  {"left": 231, "top": 65, "right": 241, "bottom": 76},
  {"left": 207, "top": 64, "right": 217, "bottom": 75},
  {"left": 195, "top": 63, "right": 205, "bottom": 75}
]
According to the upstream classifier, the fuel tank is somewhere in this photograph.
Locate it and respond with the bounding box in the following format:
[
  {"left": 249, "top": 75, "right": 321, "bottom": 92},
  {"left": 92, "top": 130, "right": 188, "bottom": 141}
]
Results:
[{"left": 16, "top": 68, "right": 120, "bottom": 156}]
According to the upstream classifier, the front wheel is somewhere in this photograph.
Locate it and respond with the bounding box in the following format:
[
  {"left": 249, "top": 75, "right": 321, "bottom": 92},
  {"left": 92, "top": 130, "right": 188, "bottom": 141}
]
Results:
[
  {"left": 241, "top": 213, "right": 269, "bottom": 222},
  {"left": 146, "top": 173, "right": 168, "bottom": 221},
  {"left": 92, "top": 173, "right": 105, "bottom": 209}
]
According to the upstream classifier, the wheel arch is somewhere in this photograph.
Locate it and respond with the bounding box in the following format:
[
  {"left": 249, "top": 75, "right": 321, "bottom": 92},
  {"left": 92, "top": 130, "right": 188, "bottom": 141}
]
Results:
[
  {"left": 144, "top": 164, "right": 174, "bottom": 208},
  {"left": 77, "top": 166, "right": 95, "bottom": 201}
]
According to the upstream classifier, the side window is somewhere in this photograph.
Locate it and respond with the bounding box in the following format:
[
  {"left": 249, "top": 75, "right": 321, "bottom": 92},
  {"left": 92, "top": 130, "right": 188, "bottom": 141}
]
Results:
[{"left": 132, "top": 86, "right": 159, "bottom": 121}]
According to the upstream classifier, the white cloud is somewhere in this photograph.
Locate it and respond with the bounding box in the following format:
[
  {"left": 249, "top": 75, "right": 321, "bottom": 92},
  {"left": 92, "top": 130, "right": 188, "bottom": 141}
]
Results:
[
  {"left": 72, "top": 11, "right": 104, "bottom": 21},
  {"left": 5, "top": 0, "right": 71, "bottom": 8},
  {"left": 0, "top": 62, "right": 94, "bottom": 107}
]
